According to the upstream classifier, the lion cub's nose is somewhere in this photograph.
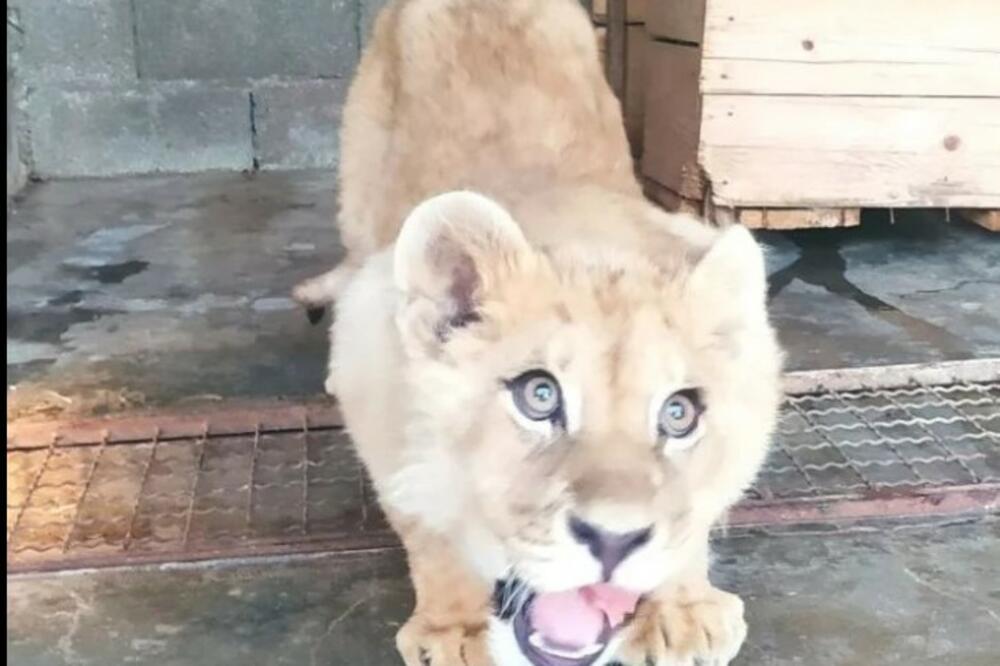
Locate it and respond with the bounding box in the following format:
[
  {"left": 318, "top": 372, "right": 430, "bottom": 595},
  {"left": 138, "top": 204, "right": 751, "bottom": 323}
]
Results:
[{"left": 568, "top": 515, "right": 653, "bottom": 580}]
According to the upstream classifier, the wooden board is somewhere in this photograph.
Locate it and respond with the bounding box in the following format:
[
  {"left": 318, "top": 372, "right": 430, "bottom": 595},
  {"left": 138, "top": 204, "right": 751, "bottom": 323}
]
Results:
[
  {"left": 596, "top": 25, "right": 646, "bottom": 158},
  {"left": 605, "top": 0, "right": 628, "bottom": 101},
  {"left": 592, "top": 0, "right": 647, "bottom": 24},
  {"left": 646, "top": 0, "right": 705, "bottom": 44},
  {"left": 737, "top": 208, "right": 861, "bottom": 230},
  {"left": 959, "top": 210, "right": 1000, "bottom": 232},
  {"left": 700, "top": 95, "right": 1000, "bottom": 208},
  {"left": 623, "top": 25, "right": 646, "bottom": 157},
  {"left": 641, "top": 41, "right": 704, "bottom": 199},
  {"left": 701, "top": 0, "right": 1000, "bottom": 96},
  {"left": 643, "top": 178, "right": 704, "bottom": 217}
]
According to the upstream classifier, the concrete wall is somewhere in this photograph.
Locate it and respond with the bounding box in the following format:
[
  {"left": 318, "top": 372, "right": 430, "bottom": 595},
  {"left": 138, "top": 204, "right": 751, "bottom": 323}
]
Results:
[
  {"left": 8, "top": 13, "right": 27, "bottom": 199},
  {"left": 8, "top": 0, "right": 391, "bottom": 179}
]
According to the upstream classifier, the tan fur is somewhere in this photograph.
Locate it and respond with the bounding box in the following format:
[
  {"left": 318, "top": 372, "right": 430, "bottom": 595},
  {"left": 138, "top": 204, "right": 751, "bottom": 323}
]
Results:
[{"left": 323, "top": 2, "right": 783, "bottom": 665}]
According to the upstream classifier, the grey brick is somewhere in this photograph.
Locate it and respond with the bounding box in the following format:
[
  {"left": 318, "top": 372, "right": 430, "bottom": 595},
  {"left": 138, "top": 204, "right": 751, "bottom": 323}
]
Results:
[
  {"left": 135, "top": 0, "right": 359, "bottom": 81},
  {"left": 8, "top": 70, "right": 26, "bottom": 197},
  {"left": 254, "top": 80, "right": 347, "bottom": 170},
  {"left": 27, "top": 83, "right": 253, "bottom": 177},
  {"left": 17, "top": 0, "right": 136, "bottom": 84},
  {"left": 8, "top": 20, "right": 29, "bottom": 194}
]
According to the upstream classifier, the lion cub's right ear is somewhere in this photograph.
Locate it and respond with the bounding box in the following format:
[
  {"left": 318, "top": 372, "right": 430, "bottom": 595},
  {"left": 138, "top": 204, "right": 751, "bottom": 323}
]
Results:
[{"left": 393, "top": 191, "right": 530, "bottom": 352}]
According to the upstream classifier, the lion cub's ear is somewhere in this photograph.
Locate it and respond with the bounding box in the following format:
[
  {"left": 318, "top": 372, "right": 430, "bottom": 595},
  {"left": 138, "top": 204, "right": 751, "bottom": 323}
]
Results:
[
  {"left": 393, "top": 191, "right": 530, "bottom": 350},
  {"left": 685, "top": 225, "right": 769, "bottom": 346}
]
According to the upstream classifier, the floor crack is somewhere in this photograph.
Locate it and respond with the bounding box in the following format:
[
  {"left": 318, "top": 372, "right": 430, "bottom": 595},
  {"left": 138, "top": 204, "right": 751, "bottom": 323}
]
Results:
[
  {"left": 309, "top": 591, "right": 375, "bottom": 666},
  {"left": 903, "top": 279, "right": 1000, "bottom": 296},
  {"left": 901, "top": 565, "right": 1000, "bottom": 628}
]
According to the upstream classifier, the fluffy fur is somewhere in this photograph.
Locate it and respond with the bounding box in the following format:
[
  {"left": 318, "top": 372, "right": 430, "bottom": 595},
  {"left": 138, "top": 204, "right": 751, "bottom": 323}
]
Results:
[{"left": 311, "top": 1, "right": 783, "bottom": 665}]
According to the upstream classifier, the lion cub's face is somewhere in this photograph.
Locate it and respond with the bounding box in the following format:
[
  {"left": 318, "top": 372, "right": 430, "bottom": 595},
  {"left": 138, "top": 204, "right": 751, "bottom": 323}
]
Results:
[{"left": 390, "top": 191, "right": 781, "bottom": 601}]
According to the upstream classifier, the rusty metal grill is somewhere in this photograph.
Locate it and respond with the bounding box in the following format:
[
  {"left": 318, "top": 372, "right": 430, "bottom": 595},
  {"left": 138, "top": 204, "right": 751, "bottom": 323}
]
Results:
[
  {"left": 7, "top": 405, "right": 394, "bottom": 573},
  {"left": 7, "top": 374, "right": 1000, "bottom": 573}
]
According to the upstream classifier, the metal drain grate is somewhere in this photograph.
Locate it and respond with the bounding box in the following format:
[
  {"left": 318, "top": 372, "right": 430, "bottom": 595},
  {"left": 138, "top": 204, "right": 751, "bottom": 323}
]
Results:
[
  {"left": 756, "top": 381, "right": 1000, "bottom": 498},
  {"left": 7, "top": 371, "right": 1000, "bottom": 573}
]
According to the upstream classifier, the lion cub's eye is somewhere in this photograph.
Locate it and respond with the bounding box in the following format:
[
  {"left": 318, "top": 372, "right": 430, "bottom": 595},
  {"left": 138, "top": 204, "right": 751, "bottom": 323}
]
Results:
[
  {"left": 657, "top": 388, "right": 705, "bottom": 442},
  {"left": 508, "top": 370, "right": 564, "bottom": 423}
]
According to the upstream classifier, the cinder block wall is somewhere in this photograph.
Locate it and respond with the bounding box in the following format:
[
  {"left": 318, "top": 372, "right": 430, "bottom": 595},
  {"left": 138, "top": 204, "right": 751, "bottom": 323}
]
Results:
[
  {"left": 8, "top": 26, "right": 26, "bottom": 199},
  {"left": 7, "top": 0, "right": 390, "bottom": 179}
]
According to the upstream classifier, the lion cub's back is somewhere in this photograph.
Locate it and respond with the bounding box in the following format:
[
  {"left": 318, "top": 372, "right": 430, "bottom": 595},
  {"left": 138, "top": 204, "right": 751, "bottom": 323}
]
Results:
[{"left": 338, "top": 0, "right": 638, "bottom": 260}]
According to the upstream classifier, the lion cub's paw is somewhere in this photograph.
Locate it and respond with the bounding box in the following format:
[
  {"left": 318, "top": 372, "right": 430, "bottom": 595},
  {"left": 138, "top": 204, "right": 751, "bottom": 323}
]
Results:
[
  {"left": 612, "top": 588, "right": 747, "bottom": 666},
  {"left": 396, "top": 614, "right": 492, "bottom": 666}
]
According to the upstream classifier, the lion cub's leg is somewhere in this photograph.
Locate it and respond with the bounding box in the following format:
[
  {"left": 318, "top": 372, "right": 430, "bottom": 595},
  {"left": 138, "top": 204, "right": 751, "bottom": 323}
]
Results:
[
  {"left": 395, "top": 521, "right": 494, "bottom": 666},
  {"left": 614, "top": 558, "right": 747, "bottom": 666}
]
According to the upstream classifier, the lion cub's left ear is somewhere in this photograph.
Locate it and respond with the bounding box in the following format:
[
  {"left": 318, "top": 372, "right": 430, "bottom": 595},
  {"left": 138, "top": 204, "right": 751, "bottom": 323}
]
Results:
[
  {"left": 685, "top": 224, "right": 769, "bottom": 344},
  {"left": 393, "top": 190, "right": 530, "bottom": 350}
]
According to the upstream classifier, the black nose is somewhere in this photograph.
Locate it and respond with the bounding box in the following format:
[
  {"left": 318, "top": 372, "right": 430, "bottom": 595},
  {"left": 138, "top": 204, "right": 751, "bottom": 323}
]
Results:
[{"left": 568, "top": 515, "right": 653, "bottom": 580}]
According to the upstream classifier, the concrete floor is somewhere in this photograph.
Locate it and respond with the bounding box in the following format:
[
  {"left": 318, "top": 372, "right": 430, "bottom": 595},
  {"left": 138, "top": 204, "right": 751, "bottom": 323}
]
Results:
[
  {"left": 8, "top": 518, "right": 1000, "bottom": 666},
  {"left": 6, "top": 172, "right": 1000, "bottom": 666},
  {"left": 7, "top": 172, "right": 339, "bottom": 419},
  {"left": 7, "top": 171, "right": 1000, "bottom": 419}
]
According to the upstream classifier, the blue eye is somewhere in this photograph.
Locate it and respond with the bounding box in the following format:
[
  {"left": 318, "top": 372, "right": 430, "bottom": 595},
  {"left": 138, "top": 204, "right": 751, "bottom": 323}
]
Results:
[
  {"left": 658, "top": 389, "right": 704, "bottom": 439},
  {"left": 533, "top": 383, "right": 554, "bottom": 402},
  {"left": 509, "top": 370, "right": 563, "bottom": 423}
]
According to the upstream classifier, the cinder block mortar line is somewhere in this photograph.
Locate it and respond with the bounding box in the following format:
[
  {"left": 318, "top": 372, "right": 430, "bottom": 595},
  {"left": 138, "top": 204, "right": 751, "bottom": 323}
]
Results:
[
  {"left": 249, "top": 91, "right": 260, "bottom": 171},
  {"left": 129, "top": 0, "right": 142, "bottom": 79},
  {"left": 7, "top": 5, "right": 34, "bottom": 178}
]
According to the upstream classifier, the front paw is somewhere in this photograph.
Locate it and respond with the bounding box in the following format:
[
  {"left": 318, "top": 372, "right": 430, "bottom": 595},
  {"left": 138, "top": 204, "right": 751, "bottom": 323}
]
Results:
[
  {"left": 396, "top": 613, "right": 492, "bottom": 666},
  {"left": 612, "top": 588, "right": 747, "bottom": 666}
]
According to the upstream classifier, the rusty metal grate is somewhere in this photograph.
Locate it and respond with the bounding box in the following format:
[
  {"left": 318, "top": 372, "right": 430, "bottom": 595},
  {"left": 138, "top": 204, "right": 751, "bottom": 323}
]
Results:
[
  {"left": 7, "top": 404, "right": 394, "bottom": 573},
  {"left": 7, "top": 373, "right": 1000, "bottom": 573}
]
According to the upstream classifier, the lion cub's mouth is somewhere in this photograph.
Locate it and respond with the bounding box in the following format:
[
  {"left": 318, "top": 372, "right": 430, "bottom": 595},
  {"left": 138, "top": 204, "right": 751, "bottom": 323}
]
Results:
[{"left": 495, "top": 578, "right": 641, "bottom": 666}]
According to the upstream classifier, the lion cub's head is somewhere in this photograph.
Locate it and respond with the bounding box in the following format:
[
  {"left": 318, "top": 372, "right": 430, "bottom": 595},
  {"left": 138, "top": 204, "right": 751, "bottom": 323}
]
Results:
[{"left": 388, "top": 191, "right": 782, "bottom": 665}]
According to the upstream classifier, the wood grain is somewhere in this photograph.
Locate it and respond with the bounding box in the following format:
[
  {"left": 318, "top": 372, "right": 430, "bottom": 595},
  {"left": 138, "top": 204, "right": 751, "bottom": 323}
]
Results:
[
  {"left": 700, "top": 95, "right": 1000, "bottom": 207},
  {"left": 641, "top": 41, "right": 704, "bottom": 198},
  {"left": 643, "top": 178, "right": 704, "bottom": 216},
  {"left": 702, "top": 0, "right": 1000, "bottom": 96},
  {"left": 606, "top": 0, "right": 628, "bottom": 102},
  {"left": 624, "top": 25, "right": 647, "bottom": 156},
  {"left": 646, "top": 0, "right": 706, "bottom": 44},
  {"left": 737, "top": 208, "right": 861, "bottom": 230},
  {"left": 592, "top": 0, "right": 647, "bottom": 24}
]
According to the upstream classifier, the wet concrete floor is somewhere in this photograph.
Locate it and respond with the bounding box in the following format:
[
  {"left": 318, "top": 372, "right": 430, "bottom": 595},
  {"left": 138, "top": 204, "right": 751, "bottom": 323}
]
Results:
[
  {"left": 6, "top": 172, "right": 1000, "bottom": 666},
  {"left": 8, "top": 518, "right": 999, "bottom": 666},
  {"left": 7, "top": 171, "right": 1000, "bottom": 419}
]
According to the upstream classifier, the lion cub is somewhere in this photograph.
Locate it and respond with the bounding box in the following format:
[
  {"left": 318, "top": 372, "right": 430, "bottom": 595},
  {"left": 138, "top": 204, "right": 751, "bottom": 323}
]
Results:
[{"left": 303, "top": 1, "right": 783, "bottom": 665}]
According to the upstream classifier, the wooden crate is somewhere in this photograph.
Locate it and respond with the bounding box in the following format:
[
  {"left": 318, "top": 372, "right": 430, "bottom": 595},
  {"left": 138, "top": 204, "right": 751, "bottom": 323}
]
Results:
[
  {"left": 594, "top": 3, "right": 647, "bottom": 158},
  {"left": 638, "top": 0, "right": 1000, "bottom": 230},
  {"left": 590, "top": 0, "right": 647, "bottom": 25}
]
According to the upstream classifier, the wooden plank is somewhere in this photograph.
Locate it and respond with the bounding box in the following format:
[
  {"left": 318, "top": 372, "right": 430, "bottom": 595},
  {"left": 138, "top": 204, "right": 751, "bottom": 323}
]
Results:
[
  {"left": 647, "top": 0, "right": 706, "bottom": 44},
  {"left": 643, "top": 178, "right": 703, "bottom": 216},
  {"left": 623, "top": 25, "right": 646, "bottom": 157},
  {"left": 738, "top": 208, "right": 861, "bottom": 230},
  {"left": 701, "top": 59, "right": 1000, "bottom": 98},
  {"left": 958, "top": 210, "right": 1000, "bottom": 232},
  {"left": 598, "top": 24, "right": 646, "bottom": 157},
  {"left": 702, "top": 0, "right": 1000, "bottom": 96},
  {"left": 641, "top": 40, "right": 704, "bottom": 199},
  {"left": 700, "top": 95, "right": 1000, "bottom": 208},
  {"left": 592, "top": 0, "right": 647, "bottom": 24},
  {"left": 605, "top": 0, "right": 628, "bottom": 102}
]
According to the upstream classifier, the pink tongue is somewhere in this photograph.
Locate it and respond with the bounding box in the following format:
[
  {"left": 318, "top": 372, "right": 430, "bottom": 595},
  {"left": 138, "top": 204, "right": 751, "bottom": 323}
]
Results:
[{"left": 529, "top": 584, "right": 641, "bottom": 649}]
